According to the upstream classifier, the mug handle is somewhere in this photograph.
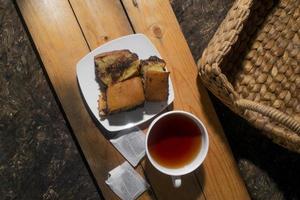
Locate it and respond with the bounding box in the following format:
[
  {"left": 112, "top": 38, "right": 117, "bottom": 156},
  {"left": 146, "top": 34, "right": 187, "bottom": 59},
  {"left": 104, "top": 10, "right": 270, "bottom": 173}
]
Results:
[{"left": 172, "top": 176, "right": 181, "bottom": 188}]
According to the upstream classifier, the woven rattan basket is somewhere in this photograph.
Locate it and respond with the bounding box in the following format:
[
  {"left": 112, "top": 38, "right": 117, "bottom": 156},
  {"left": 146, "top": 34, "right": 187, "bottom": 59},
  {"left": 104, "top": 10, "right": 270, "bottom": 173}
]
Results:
[{"left": 198, "top": 0, "right": 300, "bottom": 153}]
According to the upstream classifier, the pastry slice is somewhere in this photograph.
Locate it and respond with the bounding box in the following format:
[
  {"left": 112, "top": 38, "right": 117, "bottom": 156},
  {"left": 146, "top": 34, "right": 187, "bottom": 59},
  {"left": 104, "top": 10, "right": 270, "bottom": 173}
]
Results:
[
  {"left": 141, "top": 56, "right": 170, "bottom": 101},
  {"left": 144, "top": 70, "right": 170, "bottom": 101},
  {"left": 98, "top": 77, "right": 145, "bottom": 116},
  {"left": 95, "top": 50, "right": 140, "bottom": 86},
  {"left": 140, "top": 56, "right": 166, "bottom": 76}
]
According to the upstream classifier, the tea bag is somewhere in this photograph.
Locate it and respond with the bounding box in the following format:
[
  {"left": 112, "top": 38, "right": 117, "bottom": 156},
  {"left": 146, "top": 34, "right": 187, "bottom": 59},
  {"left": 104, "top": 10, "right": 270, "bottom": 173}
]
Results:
[
  {"left": 106, "top": 161, "right": 149, "bottom": 200},
  {"left": 110, "top": 128, "right": 145, "bottom": 167}
]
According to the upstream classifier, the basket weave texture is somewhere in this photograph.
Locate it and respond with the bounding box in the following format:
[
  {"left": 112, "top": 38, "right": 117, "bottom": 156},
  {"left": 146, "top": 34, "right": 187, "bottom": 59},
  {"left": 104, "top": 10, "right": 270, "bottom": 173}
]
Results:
[{"left": 198, "top": 0, "right": 300, "bottom": 153}]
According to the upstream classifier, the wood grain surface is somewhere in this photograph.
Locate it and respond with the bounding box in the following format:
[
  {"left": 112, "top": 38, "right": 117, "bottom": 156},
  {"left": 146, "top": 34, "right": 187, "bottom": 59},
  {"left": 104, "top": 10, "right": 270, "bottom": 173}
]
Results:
[
  {"left": 121, "top": 1, "right": 250, "bottom": 199},
  {"left": 68, "top": 1, "right": 204, "bottom": 199},
  {"left": 17, "top": 0, "right": 249, "bottom": 199},
  {"left": 69, "top": 0, "right": 133, "bottom": 50},
  {"left": 16, "top": 1, "right": 152, "bottom": 199}
]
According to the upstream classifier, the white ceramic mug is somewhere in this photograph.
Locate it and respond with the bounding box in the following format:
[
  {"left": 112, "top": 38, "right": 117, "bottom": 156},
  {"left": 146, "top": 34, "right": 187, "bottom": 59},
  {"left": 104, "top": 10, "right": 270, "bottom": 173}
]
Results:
[{"left": 145, "top": 110, "right": 209, "bottom": 188}]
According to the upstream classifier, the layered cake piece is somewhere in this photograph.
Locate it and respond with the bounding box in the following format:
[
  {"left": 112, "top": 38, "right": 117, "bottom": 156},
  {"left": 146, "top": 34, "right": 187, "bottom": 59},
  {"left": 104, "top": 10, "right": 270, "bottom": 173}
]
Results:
[
  {"left": 95, "top": 49, "right": 140, "bottom": 86},
  {"left": 95, "top": 51, "right": 170, "bottom": 117},
  {"left": 98, "top": 77, "right": 145, "bottom": 115},
  {"left": 140, "top": 56, "right": 170, "bottom": 101},
  {"left": 95, "top": 50, "right": 145, "bottom": 116}
]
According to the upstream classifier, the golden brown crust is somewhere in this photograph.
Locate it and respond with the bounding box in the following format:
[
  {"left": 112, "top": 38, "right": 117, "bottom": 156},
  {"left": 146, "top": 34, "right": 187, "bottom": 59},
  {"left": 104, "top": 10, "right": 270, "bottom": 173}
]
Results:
[
  {"left": 98, "top": 91, "right": 107, "bottom": 116},
  {"left": 96, "top": 52, "right": 170, "bottom": 117},
  {"left": 140, "top": 56, "right": 169, "bottom": 101},
  {"left": 144, "top": 70, "right": 169, "bottom": 101},
  {"left": 140, "top": 56, "right": 166, "bottom": 76},
  {"left": 99, "top": 77, "right": 145, "bottom": 115},
  {"left": 140, "top": 56, "right": 166, "bottom": 67}
]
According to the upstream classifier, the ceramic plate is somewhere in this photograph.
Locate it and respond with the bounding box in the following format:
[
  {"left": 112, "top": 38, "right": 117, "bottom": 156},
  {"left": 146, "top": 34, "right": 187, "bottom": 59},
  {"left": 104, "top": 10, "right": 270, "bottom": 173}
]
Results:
[{"left": 76, "top": 34, "right": 174, "bottom": 132}]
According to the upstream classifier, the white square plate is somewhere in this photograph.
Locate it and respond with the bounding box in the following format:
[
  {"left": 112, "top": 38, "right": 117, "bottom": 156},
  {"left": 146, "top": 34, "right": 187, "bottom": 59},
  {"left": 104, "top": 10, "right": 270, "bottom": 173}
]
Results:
[{"left": 76, "top": 34, "right": 174, "bottom": 132}]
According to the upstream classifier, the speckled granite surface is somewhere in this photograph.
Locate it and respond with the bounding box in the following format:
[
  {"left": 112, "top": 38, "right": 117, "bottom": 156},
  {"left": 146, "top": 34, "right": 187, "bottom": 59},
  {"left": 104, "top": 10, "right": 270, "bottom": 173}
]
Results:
[
  {"left": 1, "top": 0, "right": 300, "bottom": 200},
  {"left": 0, "top": 1, "right": 100, "bottom": 199}
]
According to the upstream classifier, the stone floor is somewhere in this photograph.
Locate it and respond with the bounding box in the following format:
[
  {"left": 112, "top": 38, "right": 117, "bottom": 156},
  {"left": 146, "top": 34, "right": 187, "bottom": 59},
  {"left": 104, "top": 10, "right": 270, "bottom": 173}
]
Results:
[{"left": 0, "top": 0, "right": 299, "bottom": 199}]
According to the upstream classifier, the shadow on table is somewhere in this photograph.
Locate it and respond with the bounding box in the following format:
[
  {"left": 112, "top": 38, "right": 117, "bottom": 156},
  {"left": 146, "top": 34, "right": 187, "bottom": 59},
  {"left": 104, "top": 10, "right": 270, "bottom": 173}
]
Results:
[
  {"left": 76, "top": 77, "right": 175, "bottom": 139},
  {"left": 143, "top": 158, "right": 205, "bottom": 200},
  {"left": 195, "top": 76, "right": 231, "bottom": 145}
]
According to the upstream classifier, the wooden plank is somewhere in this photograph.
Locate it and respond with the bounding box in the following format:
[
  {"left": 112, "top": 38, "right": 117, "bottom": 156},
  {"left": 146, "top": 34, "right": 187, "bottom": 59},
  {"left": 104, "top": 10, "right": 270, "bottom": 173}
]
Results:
[
  {"left": 121, "top": 0, "right": 250, "bottom": 199},
  {"left": 67, "top": 1, "right": 157, "bottom": 199},
  {"left": 17, "top": 0, "right": 249, "bottom": 199},
  {"left": 141, "top": 159, "right": 206, "bottom": 200},
  {"left": 16, "top": 1, "right": 152, "bottom": 199},
  {"left": 68, "top": 0, "right": 133, "bottom": 50},
  {"left": 68, "top": 1, "right": 206, "bottom": 199}
]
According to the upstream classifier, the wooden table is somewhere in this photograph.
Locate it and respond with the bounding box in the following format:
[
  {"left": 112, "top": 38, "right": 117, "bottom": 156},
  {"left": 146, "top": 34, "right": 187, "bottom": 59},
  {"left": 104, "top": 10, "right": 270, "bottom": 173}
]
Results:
[{"left": 16, "top": 0, "right": 250, "bottom": 199}]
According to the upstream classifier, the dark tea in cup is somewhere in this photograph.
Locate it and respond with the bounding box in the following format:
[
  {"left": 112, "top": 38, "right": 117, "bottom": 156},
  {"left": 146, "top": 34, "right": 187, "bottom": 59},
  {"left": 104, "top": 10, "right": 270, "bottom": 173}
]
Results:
[
  {"left": 148, "top": 113, "right": 201, "bottom": 168},
  {"left": 145, "top": 110, "right": 209, "bottom": 188}
]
